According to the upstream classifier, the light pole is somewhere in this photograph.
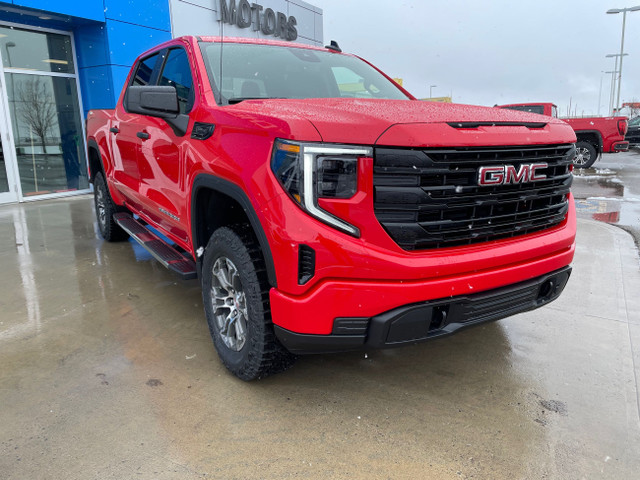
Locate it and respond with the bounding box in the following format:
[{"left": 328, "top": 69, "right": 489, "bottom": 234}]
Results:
[
  {"left": 605, "top": 53, "right": 627, "bottom": 115},
  {"left": 429, "top": 84, "right": 436, "bottom": 99},
  {"left": 598, "top": 71, "right": 604, "bottom": 116},
  {"left": 604, "top": 70, "right": 617, "bottom": 115},
  {"left": 607, "top": 6, "right": 640, "bottom": 113}
]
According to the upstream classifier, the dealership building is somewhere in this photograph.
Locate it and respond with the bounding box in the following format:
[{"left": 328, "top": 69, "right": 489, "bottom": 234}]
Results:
[{"left": 0, "top": 0, "right": 323, "bottom": 204}]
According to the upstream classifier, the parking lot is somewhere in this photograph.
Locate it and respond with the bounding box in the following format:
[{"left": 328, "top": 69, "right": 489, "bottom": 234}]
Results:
[{"left": 1, "top": 167, "right": 639, "bottom": 478}]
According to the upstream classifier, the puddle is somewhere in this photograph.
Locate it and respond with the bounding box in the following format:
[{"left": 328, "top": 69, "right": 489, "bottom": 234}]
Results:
[{"left": 572, "top": 154, "right": 640, "bottom": 243}]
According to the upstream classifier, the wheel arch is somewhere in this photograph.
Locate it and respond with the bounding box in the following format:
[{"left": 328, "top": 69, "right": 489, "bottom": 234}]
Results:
[
  {"left": 191, "top": 174, "right": 277, "bottom": 288},
  {"left": 575, "top": 131, "right": 603, "bottom": 153},
  {"left": 87, "top": 138, "right": 107, "bottom": 183}
]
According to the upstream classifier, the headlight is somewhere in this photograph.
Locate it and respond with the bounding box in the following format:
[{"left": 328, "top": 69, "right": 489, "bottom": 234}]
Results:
[{"left": 271, "top": 140, "right": 372, "bottom": 236}]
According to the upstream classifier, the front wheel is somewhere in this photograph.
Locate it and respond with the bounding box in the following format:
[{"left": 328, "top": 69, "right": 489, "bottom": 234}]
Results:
[
  {"left": 573, "top": 141, "right": 597, "bottom": 169},
  {"left": 202, "top": 225, "right": 295, "bottom": 380}
]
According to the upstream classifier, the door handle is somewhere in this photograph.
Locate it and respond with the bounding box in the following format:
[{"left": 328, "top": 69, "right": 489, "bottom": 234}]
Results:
[
  {"left": 109, "top": 127, "right": 119, "bottom": 134},
  {"left": 136, "top": 131, "right": 150, "bottom": 140}
]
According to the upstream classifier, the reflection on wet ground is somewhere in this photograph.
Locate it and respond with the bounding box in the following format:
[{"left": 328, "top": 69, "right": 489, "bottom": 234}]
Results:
[{"left": 572, "top": 149, "right": 640, "bottom": 244}]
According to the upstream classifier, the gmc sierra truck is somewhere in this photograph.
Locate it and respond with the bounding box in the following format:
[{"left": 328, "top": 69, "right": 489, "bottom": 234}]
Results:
[
  {"left": 87, "top": 36, "right": 577, "bottom": 380},
  {"left": 497, "top": 102, "right": 629, "bottom": 168}
]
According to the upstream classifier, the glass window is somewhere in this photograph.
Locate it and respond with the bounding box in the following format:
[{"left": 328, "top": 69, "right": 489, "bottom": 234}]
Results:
[
  {"left": 503, "top": 105, "right": 545, "bottom": 115},
  {"left": 331, "top": 66, "right": 381, "bottom": 98},
  {"left": 158, "top": 48, "right": 194, "bottom": 114},
  {"left": 200, "top": 42, "right": 410, "bottom": 104},
  {"left": 0, "top": 26, "right": 75, "bottom": 74},
  {"left": 628, "top": 116, "right": 640, "bottom": 126},
  {"left": 5, "top": 73, "right": 88, "bottom": 196},
  {"left": 132, "top": 53, "right": 160, "bottom": 86}
]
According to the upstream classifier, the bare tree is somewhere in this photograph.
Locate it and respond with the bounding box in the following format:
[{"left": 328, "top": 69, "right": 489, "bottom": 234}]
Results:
[{"left": 17, "top": 77, "right": 56, "bottom": 161}]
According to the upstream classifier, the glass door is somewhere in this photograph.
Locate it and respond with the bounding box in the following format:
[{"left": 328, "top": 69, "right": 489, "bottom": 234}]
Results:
[
  {"left": 0, "top": 24, "right": 89, "bottom": 203},
  {"left": 0, "top": 87, "right": 19, "bottom": 204}
]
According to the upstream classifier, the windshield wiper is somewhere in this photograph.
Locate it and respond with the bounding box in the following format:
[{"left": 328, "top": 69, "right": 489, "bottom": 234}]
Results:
[{"left": 228, "top": 97, "right": 287, "bottom": 105}]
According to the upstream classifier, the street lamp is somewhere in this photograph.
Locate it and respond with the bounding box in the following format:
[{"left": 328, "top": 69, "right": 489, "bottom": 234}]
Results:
[
  {"left": 429, "top": 84, "right": 436, "bottom": 98},
  {"left": 607, "top": 6, "right": 640, "bottom": 113},
  {"left": 605, "top": 53, "right": 627, "bottom": 115},
  {"left": 604, "top": 70, "right": 617, "bottom": 115}
]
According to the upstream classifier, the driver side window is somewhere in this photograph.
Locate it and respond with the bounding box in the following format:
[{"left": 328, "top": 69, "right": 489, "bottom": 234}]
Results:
[{"left": 158, "top": 48, "right": 195, "bottom": 114}]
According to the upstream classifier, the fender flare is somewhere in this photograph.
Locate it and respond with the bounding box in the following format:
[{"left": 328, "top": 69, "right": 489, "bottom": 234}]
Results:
[
  {"left": 574, "top": 130, "right": 603, "bottom": 152},
  {"left": 191, "top": 174, "right": 277, "bottom": 288}
]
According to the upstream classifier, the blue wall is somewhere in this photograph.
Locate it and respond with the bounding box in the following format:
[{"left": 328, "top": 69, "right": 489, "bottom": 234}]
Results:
[{"left": 0, "top": 0, "right": 173, "bottom": 116}]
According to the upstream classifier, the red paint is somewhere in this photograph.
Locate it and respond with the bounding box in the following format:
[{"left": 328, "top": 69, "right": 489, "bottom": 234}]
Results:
[{"left": 497, "top": 102, "right": 629, "bottom": 155}]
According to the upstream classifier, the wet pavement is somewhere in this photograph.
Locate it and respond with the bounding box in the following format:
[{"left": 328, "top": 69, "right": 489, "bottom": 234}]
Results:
[
  {"left": 1, "top": 195, "right": 639, "bottom": 479},
  {"left": 573, "top": 148, "right": 640, "bottom": 246}
]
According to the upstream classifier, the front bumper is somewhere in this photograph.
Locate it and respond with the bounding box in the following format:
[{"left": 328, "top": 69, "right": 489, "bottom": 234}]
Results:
[{"left": 275, "top": 266, "right": 571, "bottom": 354}]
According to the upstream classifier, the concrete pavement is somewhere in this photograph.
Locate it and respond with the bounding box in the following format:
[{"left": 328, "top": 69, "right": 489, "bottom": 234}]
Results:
[{"left": 0, "top": 196, "right": 639, "bottom": 479}]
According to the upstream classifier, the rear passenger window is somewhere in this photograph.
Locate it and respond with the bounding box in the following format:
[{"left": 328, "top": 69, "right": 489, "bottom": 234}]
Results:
[
  {"left": 132, "top": 53, "right": 159, "bottom": 86},
  {"left": 158, "top": 48, "right": 194, "bottom": 114}
]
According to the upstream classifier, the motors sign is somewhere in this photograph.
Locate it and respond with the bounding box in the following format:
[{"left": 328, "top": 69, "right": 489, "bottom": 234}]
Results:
[{"left": 218, "top": 1, "right": 298, "bottom": 41}]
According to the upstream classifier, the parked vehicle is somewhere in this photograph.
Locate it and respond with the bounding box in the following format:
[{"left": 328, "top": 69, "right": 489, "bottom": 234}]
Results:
[
  {"left": 497, "top": 103, "right": 629, "bottom": 168},
  {"left": 626, "top": 116, "right": 640, "bottom": 147},
  {"left": 87, "top": 37, "right": 577, "bottom": 380}
]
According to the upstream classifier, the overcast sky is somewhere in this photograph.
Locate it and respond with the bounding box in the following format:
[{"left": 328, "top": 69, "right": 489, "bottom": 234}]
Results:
[{"left": 316, "top": 0, "right": 640, "bottom": 117}]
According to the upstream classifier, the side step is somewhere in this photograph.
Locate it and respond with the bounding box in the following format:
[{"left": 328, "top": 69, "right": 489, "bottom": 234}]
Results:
[{"left": 113, "top": 212, "right": 197, "bottom": 280}]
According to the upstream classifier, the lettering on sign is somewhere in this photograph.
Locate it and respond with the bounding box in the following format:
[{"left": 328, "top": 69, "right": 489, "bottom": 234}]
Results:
[{"left": 218, "top": 1, "right": 298, "bottom": 41}]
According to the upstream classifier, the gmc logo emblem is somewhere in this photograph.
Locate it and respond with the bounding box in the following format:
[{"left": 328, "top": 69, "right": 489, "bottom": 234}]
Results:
[{"left": 477, "top": 163, "right": 548, "bottom": 186}]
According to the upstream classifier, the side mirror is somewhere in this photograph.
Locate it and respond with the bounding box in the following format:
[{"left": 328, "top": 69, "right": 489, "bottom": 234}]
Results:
[
  {"left": 126, "top": 85, "right": 180, "bottom": 117},
  {"left": 125, "top": 85, "right": 189, "bottom": 136}
]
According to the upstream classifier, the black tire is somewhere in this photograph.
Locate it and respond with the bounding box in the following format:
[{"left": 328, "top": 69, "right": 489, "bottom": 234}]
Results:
[
  {"left": 202, "top": 225, "right": 295, "bottom": 380},
  {"left": 573, "top": 141, "right": 598, "bottom": 169},
  {"left": 93, "top": 172, "right": 129, "bottom": 241}
]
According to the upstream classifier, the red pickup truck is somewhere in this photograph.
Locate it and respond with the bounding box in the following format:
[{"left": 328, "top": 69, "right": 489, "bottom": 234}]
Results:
[
  {"left": 87, "top": 36, "right": 576, "bottom": 380},
  {"left": 498, "top": 103, "right": 628, "bottom": 168}
]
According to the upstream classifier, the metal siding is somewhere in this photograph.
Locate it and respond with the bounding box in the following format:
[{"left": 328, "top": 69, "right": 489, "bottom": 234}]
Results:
[
  {"left": 78, "top": 65, "right": 115, "bottom": 116},
  {"left": 74, "top": 24, "right": 109, "bottom": 69},
  {"left": 11, "top": 0, "right": 106, "bottom": 22},
  {"left": 104, "top": 0, "right": 171, "bottom": 32},
  {"left": 169, "top": 0, "right": 324, "bottom": 45},
  {"left": 105, "top": 19, "right": 171, "bottom": 67}
]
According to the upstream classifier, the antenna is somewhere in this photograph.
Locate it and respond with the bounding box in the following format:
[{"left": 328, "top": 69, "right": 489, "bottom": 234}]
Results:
[{"left": 325, "top": 40, "right": 342, "bottom": 53}]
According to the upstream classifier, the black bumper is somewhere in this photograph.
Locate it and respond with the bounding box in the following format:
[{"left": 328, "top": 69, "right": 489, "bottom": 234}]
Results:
[{"left": 274, "top": 266, "right": 572, "bottom": 354}]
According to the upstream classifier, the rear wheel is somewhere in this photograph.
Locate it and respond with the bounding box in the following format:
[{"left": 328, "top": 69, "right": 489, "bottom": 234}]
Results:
[
  {"left": 573, "top": 141, "right": 597, "bottom": 169},
  {"left": 202, "top": 225, "right": 295, "bottom": 380},
  {"left": 93, "top": 172, "right": 128, "bottom": 241}
]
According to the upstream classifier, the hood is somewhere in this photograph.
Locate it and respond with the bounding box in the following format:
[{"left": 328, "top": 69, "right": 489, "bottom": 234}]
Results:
[{"left": 227, "top": 98, "right": 574, "bottom": 146}]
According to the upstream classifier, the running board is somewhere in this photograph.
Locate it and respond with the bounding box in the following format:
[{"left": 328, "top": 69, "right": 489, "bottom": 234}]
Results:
[{"left": 113, "top": 212, "right": 197, "bottom": 280}]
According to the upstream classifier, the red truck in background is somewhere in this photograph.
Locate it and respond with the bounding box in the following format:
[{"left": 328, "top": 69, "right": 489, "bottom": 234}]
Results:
[
  {"left": 497, "top": 103, "right": 628, "bottom": 168},
  {"left": 86, "top": 36, "right": 577, "bottom": 380}
]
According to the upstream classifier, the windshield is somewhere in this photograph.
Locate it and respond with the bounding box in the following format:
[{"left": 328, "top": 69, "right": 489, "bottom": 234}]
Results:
[
  {"left": 199, "top": 42, "right": 411, "bottom": 105},
  {"left": 629, "top": 116, "right": 640, "bottom": 127}
]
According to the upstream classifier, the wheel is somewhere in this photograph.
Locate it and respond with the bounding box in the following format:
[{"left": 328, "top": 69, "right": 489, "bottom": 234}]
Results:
[
  {"left": 573, "top": 141, "right": 597, "bottom": 169},
  {"left": 202, "top": 225, "right": 295, "bottom": 380},
  {"left": 93, "top": 171, "right": 129, "bottom": 241}
]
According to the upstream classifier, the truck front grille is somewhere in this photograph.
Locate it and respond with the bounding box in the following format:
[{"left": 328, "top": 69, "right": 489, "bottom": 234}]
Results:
[{"left": 373, "top": 144, "right": 574, "bottom": 250}]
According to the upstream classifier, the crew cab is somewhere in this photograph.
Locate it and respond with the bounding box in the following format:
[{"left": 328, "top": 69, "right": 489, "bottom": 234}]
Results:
[
  {"left": 497, "top": 102, "right": 628, "bottom": 168},
  {"left": 87, "top": 36, "right": 577, "bottom": 380}
]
